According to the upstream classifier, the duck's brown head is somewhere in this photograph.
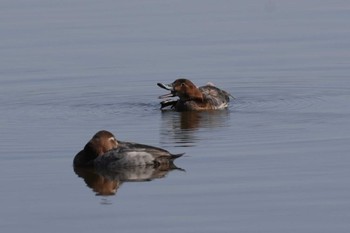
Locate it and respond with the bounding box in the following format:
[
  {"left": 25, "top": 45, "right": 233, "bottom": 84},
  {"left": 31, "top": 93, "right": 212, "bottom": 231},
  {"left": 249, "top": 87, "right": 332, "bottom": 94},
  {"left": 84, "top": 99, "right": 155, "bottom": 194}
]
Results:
[
  {"left": 73, "top": 130, "right": 118, "bottom": 167},
  {"left": 158, "top": 79, "right": 203, "bottom": 102}
]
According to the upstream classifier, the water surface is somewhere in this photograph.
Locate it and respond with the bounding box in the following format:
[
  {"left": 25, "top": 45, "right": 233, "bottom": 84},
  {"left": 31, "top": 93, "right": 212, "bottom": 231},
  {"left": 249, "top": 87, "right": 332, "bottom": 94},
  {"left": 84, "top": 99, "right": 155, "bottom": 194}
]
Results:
[{"left": 1, "top": 1, "right": 350, "bottom": 232}]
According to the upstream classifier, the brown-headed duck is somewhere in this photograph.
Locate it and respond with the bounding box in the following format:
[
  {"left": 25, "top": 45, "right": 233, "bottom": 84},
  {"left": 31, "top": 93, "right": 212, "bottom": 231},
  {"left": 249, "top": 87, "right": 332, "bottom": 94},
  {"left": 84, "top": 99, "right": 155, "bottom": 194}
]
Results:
[
  {"left": 73, "top": 130, "right": 183, "bottom": 169},
  {"left": 157, "top": 78, "right": 232, "bottom": 111}
]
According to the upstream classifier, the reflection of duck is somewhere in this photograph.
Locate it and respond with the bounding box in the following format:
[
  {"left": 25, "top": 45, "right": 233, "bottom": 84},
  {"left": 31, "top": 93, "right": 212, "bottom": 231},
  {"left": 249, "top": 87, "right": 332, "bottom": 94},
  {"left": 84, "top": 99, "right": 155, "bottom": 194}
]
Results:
[
  {"left": 74, "top": 165, "right": 181, "bottom": 196},
  {"left": 160, "top": 110, "right": 230, "bottom": 146},
  {"left": 73, "top": 130, "right": 184, "bottom": 169},
  {"left": 158, "top": 79, "right": 232, "bottom": 111}
]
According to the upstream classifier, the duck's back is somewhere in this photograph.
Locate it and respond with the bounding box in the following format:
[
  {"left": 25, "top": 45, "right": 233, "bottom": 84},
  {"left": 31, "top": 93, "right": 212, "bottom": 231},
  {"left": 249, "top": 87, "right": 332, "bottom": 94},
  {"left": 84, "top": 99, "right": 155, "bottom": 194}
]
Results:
[
  {"left": 199, "top": 85, "right": 230, "bottom": 109},
  {"left": 94, "top": 141, "right": 181, "bottom": 169}
]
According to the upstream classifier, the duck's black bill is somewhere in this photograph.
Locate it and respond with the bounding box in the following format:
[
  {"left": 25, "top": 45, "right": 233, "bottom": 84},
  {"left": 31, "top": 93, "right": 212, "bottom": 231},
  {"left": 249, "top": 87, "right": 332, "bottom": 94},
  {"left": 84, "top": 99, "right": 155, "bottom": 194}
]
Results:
[
  {"left": 157, "top": 83, "right": 173, "bottom": 90},
  {"left": 157, "top": 82, "right": 175, "bottom": 99}
]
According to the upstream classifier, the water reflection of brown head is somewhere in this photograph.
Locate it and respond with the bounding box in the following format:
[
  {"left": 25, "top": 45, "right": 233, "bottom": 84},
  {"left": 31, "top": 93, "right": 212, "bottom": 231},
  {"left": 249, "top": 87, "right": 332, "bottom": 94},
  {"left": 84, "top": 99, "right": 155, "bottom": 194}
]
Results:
[
  {"left": 161, "top": 110, "right": 230, "bottom": 131},
  {"left": 160, "top": 110, "right": 230, "bottom": 146},
  {"left": 74, "top": 167, "right": 120, "bottom": 196}
]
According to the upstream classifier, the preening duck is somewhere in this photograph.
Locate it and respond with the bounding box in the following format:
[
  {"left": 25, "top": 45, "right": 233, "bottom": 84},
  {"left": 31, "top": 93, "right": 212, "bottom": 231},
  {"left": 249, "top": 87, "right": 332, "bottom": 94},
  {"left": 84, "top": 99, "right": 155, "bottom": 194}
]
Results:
[{"left": 158, "top": 78, "right": 232, "bottom": 111}]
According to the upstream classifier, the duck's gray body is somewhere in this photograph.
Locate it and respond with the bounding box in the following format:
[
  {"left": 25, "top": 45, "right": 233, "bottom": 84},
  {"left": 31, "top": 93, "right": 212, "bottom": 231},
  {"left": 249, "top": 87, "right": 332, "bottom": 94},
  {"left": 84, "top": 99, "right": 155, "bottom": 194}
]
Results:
[{"left": 94, "top": 141, "right": 183, "bottom": 170}]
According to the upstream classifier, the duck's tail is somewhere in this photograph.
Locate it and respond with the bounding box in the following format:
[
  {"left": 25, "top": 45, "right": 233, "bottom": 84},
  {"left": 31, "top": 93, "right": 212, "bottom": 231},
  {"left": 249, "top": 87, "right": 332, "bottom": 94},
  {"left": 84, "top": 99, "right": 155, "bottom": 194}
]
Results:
[
  {"left": 170, "top": 153, "right": 185, "bottom": 161},
  {"left": 169, "top": 153, "right": 185, "bottom": 171}
]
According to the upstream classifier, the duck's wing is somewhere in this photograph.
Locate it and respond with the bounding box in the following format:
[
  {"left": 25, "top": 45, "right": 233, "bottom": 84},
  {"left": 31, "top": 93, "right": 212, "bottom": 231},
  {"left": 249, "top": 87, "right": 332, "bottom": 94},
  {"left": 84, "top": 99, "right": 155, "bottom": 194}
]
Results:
[
  {"left": 93, "top": 148, "right": 124, "bottom": 167},
  {"left": 160, "top": 99, "right": 178, "bottom": 110},
  {"left": 95, "top": 142, "right": 183, "bottom": 169}
]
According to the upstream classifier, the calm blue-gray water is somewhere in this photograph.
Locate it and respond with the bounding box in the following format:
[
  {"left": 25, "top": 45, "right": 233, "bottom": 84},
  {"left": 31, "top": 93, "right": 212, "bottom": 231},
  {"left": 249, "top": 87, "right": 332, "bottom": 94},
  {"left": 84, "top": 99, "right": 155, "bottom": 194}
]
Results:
[{"left": 1, "top": 1, "right": 350, "bottom": 232}]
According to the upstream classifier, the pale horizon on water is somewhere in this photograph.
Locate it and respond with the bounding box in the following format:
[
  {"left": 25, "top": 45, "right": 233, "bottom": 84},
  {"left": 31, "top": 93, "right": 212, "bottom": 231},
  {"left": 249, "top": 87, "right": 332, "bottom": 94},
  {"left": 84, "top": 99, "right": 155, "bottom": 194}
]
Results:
[{"left": 1, "top": 0, "right": 350, "bottom": 232}]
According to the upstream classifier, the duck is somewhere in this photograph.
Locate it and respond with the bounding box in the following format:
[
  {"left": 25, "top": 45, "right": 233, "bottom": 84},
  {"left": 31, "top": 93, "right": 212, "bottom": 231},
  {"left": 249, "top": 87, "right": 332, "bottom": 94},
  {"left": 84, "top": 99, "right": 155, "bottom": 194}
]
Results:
[
  {"left": 73, "top": 130, "right": 183, "bottom": 169},
  {"left": 157, "top": 78, "right": 232, "bottom": 111}
]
